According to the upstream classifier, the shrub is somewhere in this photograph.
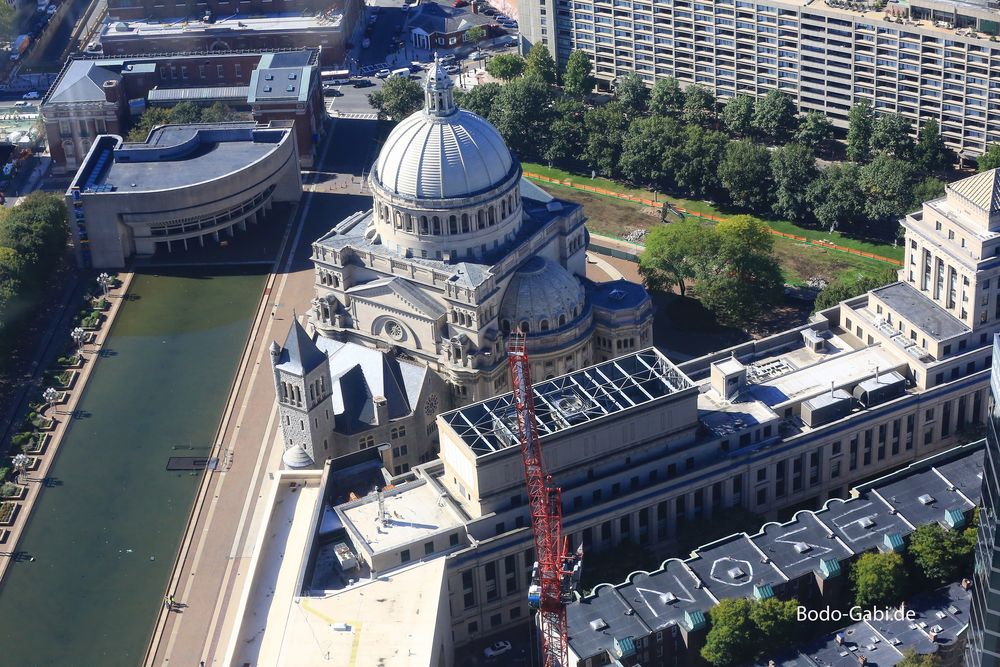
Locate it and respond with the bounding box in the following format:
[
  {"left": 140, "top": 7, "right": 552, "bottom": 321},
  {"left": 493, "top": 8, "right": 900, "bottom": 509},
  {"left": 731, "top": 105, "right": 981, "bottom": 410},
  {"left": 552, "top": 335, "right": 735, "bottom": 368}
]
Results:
[
  {"left": 0, "top": 482, "right": 18, "bottom": 497},
  {"left": 0, "top": 502, "right": 14, "bottom": 523},
  {"left": 11, "top": 432, "right": 33, "bottom": 450}
]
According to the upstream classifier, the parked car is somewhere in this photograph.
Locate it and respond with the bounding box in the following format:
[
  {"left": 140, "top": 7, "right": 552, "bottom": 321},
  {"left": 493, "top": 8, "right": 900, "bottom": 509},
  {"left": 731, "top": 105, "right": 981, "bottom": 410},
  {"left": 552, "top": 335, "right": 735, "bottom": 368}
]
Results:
[
  {"left": 21, "top": 91, "right": 39, "bottom": 99},
  {"left": 46, "top": 3, "right": 56, "bottom": 14},
  {"left": 444, "top": 64, "right": 460, "bottom": 74},
  {"left": 375, "top": 68, "right": 392, "bottom": 78},
  {"left": 468, "top": 50, "right": 486, "bottom": 60},
  {"left": 439, "top": 53, "right": 456, "bottom": 64},
  {"left": 409, "top": 62, "right": 425, "bottom": 72},
  {"left": 495, "top": 14, "right": 508, "bottom": 20},
  {"left": 500, "top": 20, "right": 518, "bottom": 28},
  {"left": 452, "top": 0, "right": 468, "bottom": 6},
  {"left": 484, "top": 641, "right": 512, "bottom": 659},
  {"left": 353, "top": 78, "right": 375, "bottom": 87},
  {"left": 482, "top": 7, "right": 496, "bottom": 14}
]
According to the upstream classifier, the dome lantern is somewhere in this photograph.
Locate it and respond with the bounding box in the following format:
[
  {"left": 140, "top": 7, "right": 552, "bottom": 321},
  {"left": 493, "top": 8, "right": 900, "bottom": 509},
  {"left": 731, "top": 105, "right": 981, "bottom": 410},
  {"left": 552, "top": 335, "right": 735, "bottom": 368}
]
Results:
[{"left": 424, "top": 54, "right": 456, "bottom": 117}]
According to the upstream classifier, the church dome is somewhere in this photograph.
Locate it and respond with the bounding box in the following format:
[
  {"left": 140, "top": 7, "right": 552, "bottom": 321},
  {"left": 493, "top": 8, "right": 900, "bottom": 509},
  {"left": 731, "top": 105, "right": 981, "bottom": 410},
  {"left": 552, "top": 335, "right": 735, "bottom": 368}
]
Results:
[
  {"left": 372, "top": 60, "right": 514, "bottom": 200},
  {"left": 499, "top": 257, "right": 586, "bottom": 335}
]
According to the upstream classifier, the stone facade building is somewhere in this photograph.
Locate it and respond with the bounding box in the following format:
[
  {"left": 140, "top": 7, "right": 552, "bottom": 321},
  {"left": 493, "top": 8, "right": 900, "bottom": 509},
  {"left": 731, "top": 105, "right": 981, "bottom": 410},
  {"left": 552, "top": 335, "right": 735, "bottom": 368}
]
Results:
[
  {"left": 307, "top": 60, "right": 653, "bottom": 405},
  {"left": 43, "top": 49, "right": 325, "bottom": 174}
]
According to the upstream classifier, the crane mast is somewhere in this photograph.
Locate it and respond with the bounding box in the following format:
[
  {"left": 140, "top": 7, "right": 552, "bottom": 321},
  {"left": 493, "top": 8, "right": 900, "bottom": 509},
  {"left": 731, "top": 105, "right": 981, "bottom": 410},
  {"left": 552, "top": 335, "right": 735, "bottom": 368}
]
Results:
[{"left": 507, "top": 332, "right": 582, "bottom": 667}]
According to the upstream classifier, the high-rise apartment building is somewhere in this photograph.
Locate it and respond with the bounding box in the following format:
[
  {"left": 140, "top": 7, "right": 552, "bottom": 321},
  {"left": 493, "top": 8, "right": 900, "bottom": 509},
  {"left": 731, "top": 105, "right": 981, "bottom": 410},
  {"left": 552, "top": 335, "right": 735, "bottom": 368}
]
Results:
[
  {"left": 968, "top": 335, "right": 1000, "bottom": 667},
  {"left": 518, "top": 0, "right": 1000, "bottom": 155}
]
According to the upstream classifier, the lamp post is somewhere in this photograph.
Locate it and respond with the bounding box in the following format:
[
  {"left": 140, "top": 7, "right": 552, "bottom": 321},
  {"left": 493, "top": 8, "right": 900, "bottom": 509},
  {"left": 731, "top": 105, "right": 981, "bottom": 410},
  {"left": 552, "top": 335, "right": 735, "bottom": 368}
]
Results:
[
  {"left": 43, "top": 387, "right": 59, "bottom": 411},
  {"left": 71, "top": 326, "right": 85, "bottom": 356},
  {"left": 11, "top": 453, "right": 29, "bottom": 485},
  {"left": 97, "top": 272, "right": 112, "bottom": 297}
]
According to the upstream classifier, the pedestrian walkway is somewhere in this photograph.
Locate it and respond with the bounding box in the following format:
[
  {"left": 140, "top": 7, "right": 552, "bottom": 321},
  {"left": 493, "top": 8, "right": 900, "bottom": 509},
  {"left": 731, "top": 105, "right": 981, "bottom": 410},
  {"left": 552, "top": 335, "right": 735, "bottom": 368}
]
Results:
[{"left": 327, "top": 108, "right": 378, "bottom": 120}]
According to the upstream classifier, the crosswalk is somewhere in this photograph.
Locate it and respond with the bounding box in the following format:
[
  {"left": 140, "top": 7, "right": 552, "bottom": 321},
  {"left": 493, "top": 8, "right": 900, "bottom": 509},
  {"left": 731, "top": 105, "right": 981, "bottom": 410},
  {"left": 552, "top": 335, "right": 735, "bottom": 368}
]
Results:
[{"left": 327, "top": 107, "right": 379, "bottom": 120}]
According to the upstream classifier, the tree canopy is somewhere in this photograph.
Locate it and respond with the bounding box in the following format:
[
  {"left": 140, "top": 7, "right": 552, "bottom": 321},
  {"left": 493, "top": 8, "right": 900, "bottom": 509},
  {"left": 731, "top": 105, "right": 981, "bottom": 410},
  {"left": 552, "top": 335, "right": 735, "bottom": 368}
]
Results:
[
  {"left": 583, "top": 102, "right": 630, "bottom": 177},
  {"left": 718, "top": 140, "right": 773, "bottom": 212},
  {"left": 978, "top": 144, "right": 1000, "bottom": 172},
  {"left": 367, "top": 76, "right": 424, "bottom": 120},
  {"left": 915, "top": 119, "right": 948, "bottom": 175},
  {"left": 722, "top": 95, "right": 754, "bottom": 138},
  {"left": 485, "top": 53, "right": 526, "bottom": 81},
  {"left": 650, "top": 77, "right": 684, "bottom": 116},
  {"left": 814, "top": 267, "right": 899, "bottom": 310},
  {"left": 752, "top": 90, "right": 797, "bottom": 143},
  {"left": 562, "top": 50, "right": 595, "bottom": 99},
  {"left": 847, "top": 100, "right": 874, "bottom": 162},
  {"left": 490, "top": 75, "right": 555, "bottom": 161},
  {"left": 525, "top": 43, "right": 557, "bottom": 84},
  {"left": 638, "top": 218, "right": 706, "bottom": 296},
  {"left": 807, "top": 163, "right": 865, "bottom": 232},
  {"left": 615, "top": 72, "right": 649, "bottom": 116},
  {"left": 851, "top": 551, "right": 906, "bottom": 608},
  {"left": 870, "top": 112, "right": 914, "bottom": 160},
  {"left": 795, "top": 111, "right": 834, "bottom": 155},
  {"left": 771, "top": 143, "right": 817, "bottom": 222},
  {"left": 682, "top": 84, "right": 716, "bottom": 126},
  {"left": 454, "top": 81, "right": 502, "bottom": 118},
  {"left": 908, "top": 523, "right": 976, "bottom": 585},
  {"left": 701, "top": 596, "right": 799, "bottom": 667}
]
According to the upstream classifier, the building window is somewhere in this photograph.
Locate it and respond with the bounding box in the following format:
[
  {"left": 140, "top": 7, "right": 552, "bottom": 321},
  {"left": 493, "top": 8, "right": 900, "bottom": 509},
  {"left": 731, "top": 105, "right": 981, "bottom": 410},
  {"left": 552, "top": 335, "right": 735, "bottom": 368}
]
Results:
[{"left": 400, "top": 549, "right": 411, "bottom": 563}]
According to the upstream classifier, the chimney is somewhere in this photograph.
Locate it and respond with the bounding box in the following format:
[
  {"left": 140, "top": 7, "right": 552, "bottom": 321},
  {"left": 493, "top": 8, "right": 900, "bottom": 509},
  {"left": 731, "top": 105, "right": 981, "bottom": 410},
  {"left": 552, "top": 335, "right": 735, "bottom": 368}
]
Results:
[
  {"left": 102, "top": 79, "right": 120, "bottom": 104},
  {"left": 374, "top": 395, "right": 388, "bottom": 425}
]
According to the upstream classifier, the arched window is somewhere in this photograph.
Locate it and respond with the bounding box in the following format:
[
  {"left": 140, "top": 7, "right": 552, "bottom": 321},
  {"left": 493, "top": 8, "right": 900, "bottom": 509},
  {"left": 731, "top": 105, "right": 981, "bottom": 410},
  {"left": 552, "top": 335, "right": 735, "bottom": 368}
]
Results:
[
  {"left": 520, "top": 320, "right": 530, "bottom": 333},
  {"left": 419, "top": 216, "right": 428, "bottom": 234},
  {"left": 477, "top": 210, "right": 485, "bottom": 229},
  {"left": 488, "top": 207, "right": 496, "bottom": 226},
  {"left": 540, "top": 319, "right": 549, "bottom": 332},
  {"left": 559, "top": 314, "right": 566, "bottom": 327},
  {"left": 394, "top": 211, "right": 403, "bottom": 229},
  {"left": 462, "top": 214, "right": 471, "bottom": 233},
  {"left": 501, "top": 319, "right": 511, "bottom": 333},
  {"left": 432, "top": 216, "right": 441, "bottom": 234},
  {"left": 501, "top": 200, "right": 507, "bottom": 217},
  {"left": 450, "top": 216, "right": 459, "bottom": 234}
]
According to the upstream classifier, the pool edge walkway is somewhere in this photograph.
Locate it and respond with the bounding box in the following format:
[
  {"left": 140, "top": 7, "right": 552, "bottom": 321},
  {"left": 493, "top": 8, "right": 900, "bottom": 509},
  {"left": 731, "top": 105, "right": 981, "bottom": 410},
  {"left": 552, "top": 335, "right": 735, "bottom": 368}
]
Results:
[{"left": 0, "top": 270, "right": 135, "bottom": 585}]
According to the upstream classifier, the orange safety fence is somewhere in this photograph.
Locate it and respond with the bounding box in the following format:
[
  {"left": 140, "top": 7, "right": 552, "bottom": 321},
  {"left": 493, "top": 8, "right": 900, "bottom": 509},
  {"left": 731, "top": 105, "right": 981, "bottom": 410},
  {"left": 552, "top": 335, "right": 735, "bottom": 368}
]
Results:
[{"left": 522, "top": 171, "right": 903, "bottom": 267}]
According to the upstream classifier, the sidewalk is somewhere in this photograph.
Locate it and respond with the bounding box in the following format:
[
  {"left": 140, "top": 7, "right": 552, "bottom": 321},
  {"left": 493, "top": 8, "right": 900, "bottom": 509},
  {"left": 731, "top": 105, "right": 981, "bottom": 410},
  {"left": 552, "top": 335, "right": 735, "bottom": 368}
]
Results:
[{"left": 0, "top": 272, "right": 134, "bottom": 583}]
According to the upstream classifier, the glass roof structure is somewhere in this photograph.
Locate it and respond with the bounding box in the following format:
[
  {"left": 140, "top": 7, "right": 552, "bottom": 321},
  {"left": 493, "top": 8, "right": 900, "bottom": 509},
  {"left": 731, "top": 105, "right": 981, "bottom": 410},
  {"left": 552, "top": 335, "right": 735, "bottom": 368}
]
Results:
[{"left": 440, "top": 348, "right": 695, "bottom": 457}]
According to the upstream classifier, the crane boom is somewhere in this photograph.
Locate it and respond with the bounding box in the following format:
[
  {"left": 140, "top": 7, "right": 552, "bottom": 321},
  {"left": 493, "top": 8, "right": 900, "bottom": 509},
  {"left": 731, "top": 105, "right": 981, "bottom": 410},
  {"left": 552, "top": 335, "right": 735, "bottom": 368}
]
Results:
[{"left": 507, "top": 332, "right": 581, "bottom": 667}]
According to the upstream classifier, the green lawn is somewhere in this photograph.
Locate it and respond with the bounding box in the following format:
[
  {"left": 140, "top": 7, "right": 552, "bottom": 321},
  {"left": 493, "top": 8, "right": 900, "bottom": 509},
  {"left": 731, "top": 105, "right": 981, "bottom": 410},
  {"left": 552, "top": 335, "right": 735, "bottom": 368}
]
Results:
[{"left": 522, "top": 162, "right": 905, "bottom": 263}]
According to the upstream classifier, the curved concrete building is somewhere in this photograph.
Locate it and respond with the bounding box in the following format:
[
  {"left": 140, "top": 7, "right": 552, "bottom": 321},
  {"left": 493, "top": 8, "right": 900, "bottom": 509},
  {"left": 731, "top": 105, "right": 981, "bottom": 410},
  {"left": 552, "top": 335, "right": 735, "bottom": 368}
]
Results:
[{"left": 67, "top": 121, "right": 302, "bottom": 268}]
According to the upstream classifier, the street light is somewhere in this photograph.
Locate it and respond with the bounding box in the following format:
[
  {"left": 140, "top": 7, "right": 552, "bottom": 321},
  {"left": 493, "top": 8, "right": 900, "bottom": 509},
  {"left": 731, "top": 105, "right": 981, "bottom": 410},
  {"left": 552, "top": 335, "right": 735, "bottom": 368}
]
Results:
[
  {"left": 71, "top": 326, "right": 85, "bottom": 355},
  {"left": 97, "top": 272, "right": 112, "bottom": 297},
  {"left": 11, "top": 453, "right": 29, "bottom": 484},
  {"left": 42, "top": 387, "right": 59, "bottom": 409}
]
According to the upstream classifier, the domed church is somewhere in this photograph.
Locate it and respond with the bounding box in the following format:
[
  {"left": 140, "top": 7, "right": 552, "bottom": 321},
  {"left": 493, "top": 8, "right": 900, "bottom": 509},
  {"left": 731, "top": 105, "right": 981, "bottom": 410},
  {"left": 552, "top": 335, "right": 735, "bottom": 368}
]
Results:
[{"left": 308, "top": 60, "right": 653, "bottom": 404}]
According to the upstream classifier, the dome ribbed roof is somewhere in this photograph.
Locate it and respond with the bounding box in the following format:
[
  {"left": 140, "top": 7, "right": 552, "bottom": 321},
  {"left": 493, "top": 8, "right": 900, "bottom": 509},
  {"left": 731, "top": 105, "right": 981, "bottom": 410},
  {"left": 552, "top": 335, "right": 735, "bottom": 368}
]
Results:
[
  {"left": 500, "top": 257, "right": 586, "bottom": 333},
  {"left": 374, "top": 109, "right": 513, "bottom": 200}
]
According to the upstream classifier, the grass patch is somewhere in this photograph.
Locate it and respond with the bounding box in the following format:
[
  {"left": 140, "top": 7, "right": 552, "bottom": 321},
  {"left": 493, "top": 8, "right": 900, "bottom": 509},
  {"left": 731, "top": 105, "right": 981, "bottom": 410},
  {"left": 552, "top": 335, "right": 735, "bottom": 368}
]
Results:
[{"left": 523, "top": 162, "right": 904, "bottom": 263}]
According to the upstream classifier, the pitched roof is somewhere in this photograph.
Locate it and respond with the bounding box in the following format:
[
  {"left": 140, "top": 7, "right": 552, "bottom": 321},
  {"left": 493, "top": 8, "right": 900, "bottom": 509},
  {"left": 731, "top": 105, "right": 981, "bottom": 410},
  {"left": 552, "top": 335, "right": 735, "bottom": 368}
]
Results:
[
  {"left": 346, "top": 277, "right": 446, "bottom": 320},
  {"left": 46, "top": 59, "right": 123, "bottom": 104},
  {"left": 948, "top": 168, "right": 1000, "bottom": 213},
  {"left": 276, "top": 319, "right": 328, "bottom": 375}
]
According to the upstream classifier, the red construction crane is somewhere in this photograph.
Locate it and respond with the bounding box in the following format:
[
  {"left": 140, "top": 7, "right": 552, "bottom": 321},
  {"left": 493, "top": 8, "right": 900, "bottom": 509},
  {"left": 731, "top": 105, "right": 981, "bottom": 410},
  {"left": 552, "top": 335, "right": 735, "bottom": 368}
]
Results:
[{"left": 507, "top": 332, "right": 582, "bottom": 667}]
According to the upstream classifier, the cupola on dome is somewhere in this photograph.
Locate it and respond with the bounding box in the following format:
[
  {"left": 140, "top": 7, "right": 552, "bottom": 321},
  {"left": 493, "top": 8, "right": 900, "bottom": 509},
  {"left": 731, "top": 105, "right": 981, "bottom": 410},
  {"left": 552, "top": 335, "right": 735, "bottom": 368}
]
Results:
[{"left": 372, "top": 59, "right": 514, "bottom": 200}]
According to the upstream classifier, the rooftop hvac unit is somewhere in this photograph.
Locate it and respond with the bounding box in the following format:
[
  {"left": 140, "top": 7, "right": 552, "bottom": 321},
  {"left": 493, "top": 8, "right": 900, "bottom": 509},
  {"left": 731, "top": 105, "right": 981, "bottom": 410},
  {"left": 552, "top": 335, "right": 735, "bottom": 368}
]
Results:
[
  {"left": 801, "top": 389, "right": 853, "bottom": 428},
  {"left": 794, "top": 542, "right": 812, "bottom": 554},
  {"left": 852, "top": 371, "right": 906, "bottom": 408},
  {"left": 859, "top": 517, "right": 875, "bottom": 529},
  {"left": 590, "top": 618, "right": 608, "bottom": 631},
  {"left": 918, "top": 494, "right": 935, "bottom": 505},
  {"left": 727, "top": 566, "right": 746, "bottom": 580}
]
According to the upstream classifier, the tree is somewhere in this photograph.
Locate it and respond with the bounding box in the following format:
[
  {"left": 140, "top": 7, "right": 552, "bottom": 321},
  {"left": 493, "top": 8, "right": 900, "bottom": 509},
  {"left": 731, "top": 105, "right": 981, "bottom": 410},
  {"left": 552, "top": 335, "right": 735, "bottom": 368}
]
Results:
[
  {"left": 464, "top": 25, "right": 486, "bottom": 43},
  {"left": 683, "top": 84, "right": 716, "bottom": 126},
  {"left": 649, "top": 77, "right": 684, "bottom": 116},
  {"left": 721, "top": 95, "right": 754, "bottom": 138},
  {"left": 718, "top": 140, "right": 774, "bottom": 213},
  {"left": 771, "top": 143, "right": 818, "bottom": 222},
  {"left": 896, "top": 650, "right": 938, "bottom": 667},
  {"left": 912, "top": 176, "right": 946, "bottom": 208},
  {"left": 455, "top": 81, "right": 502, "bottom": 118},
  {"left": 814, "top": 267, "right": 899, "bottom": 310},
  {"left": 915, "top": 119, "right": 948, "bottom": 175},
  {"left": 795, "top": 111, "right": 834, "bottom": 155},
  {"left": 544, "top": 99, "right": 587, "bottom": 167},
  {"left": 702, "top": 598, "right": 757, "bottom": 667},
  {"left": 639, "top": 218, "right": 707, "bottom": 296},
  {"left": 671, "top": 125, "right": 727, "bottom": 198},
  {"left": 525, "top": 43, "right": 557, "bottom": 84},
  {"left": 807, "top": 163, "right": 865, "bottom": 232},
  {"left": 126, "top": 107, "right": 173, "bottom": 142},
  {"left": 847, "top": 100, "right": 875, "bottom": 162},
  {"left": 583, "top": 102, "right": 630, "bottom": 177},
  {"left": 978, "top": 144, "right": 1000, "bottom": 172},
  {"left": 695, "top": 216, "right": 784, "bottom": 326},
  {"left": 615, "top": 72, "right": 649, "bottom": 116},
  {"left": 0, "top": 3, "right": 16, "bottom": 40},
  {"left": 562, "top": 50, "right": 595, "bottom": 99},
  {"left": 870, "top": 112, "right": 915, "bottom": 160},
  {"left": 752, "top": 90, "right": 797, "bottom": 143},
  {"left": 367, "top": 76, "right": 424, "bottom": 120},
  {"left": 199, "top": 102, "right": 237, "bottom": 123},
  {"left": 851, "top": 551, "right": 905, "bottom": 608},
  {"left": 169, "top": 101, "right": 202, "bottom": 124},
  {"left": 490, "top": 75, "right": 555, "bottom": 161},
  {"left": 859, "top": 153, "right": 917, "bottom": 228},
  {"left": 749, "top": 597, "right": 798, "bottom": 650},
  {"left": 485, "top": 53, "right": 526, "bottom": 81},
  {"left": 619, "top": 115, "right": 680, "bottom": 188},
  {"left": 909, "top": 524, "right": 975, "bottom": 585}
]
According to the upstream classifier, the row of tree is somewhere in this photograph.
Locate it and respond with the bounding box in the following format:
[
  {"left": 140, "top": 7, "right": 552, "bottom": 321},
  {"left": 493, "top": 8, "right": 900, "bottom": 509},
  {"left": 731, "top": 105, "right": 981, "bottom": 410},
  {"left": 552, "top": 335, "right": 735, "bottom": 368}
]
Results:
[
  {"left": 450, "top": 49, "right": 949, "bottom": 238},
  {"left": 702, "top": 517, "right": 976, "bottom": 666},
  {"left": 0, "top": 192, "right": 70, "bottom": 352},
  {"left": 127, "top": 102, "right": 243, "bottom": 142}
]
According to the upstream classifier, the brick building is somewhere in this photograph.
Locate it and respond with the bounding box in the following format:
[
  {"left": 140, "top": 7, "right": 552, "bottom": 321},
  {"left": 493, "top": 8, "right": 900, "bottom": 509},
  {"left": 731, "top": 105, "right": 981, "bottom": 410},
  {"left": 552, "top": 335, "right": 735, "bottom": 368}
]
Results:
[{"left": 42, "top": 49, "right": 326, "bottom": 174}]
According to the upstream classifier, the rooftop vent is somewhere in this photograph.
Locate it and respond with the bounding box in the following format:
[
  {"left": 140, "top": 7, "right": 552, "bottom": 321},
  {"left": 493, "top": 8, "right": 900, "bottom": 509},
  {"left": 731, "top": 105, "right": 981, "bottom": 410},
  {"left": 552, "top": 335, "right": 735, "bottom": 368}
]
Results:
[
  {"left": 918, "top": 493, "right": 936, "bottom": 505},
  {"left": 726, "top": 566, "right": 746, "bottom": 580},
  {"left": 264, "top": 73, "right": 274, "bottom": 80},
  {"left": 590, "top": 618, "right": 608, "bottom": 631},
  {"left": 609, "top": 288, "right": 626, "bottom": 301},
  {"left": 859, "top": 517, "right": 875, "bottom": 529},
  {"left": 263, "top": 86, "right": 272, "bottom": 92},
  {"left": 288, "top": 72, "right": 297, "bottom": 80},
  {"left": 661, "top": 592, "right": 678, "bottom": 604},
  {"left": 286, "top": 85, "right": 295, "bottom": 92},
  {"left": 794, "top": 542, "right": 812, "bottom": 554}
]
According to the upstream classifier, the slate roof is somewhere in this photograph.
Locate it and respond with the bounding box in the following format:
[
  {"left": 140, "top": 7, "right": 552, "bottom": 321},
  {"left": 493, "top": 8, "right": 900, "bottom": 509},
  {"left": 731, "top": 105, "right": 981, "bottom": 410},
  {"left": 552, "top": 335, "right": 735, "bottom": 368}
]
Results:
[
  {"left": 949, "top": 168, "right": 1000, "bottom": 213},
  {"left": 275, "top": 319, "right": 329, "bottom": 375},
  {"left": 46, "top": 59, "right": 123, "bottom": 104},
  {"left": 408, "top": 2, "right": 493, "bottom": 35}
]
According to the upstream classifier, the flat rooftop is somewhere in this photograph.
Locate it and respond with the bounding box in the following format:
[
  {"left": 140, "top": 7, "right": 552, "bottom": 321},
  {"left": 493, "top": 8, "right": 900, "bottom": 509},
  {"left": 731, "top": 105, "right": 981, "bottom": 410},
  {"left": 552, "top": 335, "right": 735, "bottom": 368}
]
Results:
[
  {"left": 439, "top": 348, "right": 695, "bottom": 456},
  {"left": 871, "top": 282, "right": 970, "bottom": 342},
  {"left": 70, "top": 123, "right": 289, "bottom": 193},
  {"left": 566, "top": 441, "right": 984, "bottom": 662},
  {"left": 101, "top": 12, "right": 345, "bottom": 38},
  {"left": 338, "top": 481, "right": 465, "bottom": 555}
]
